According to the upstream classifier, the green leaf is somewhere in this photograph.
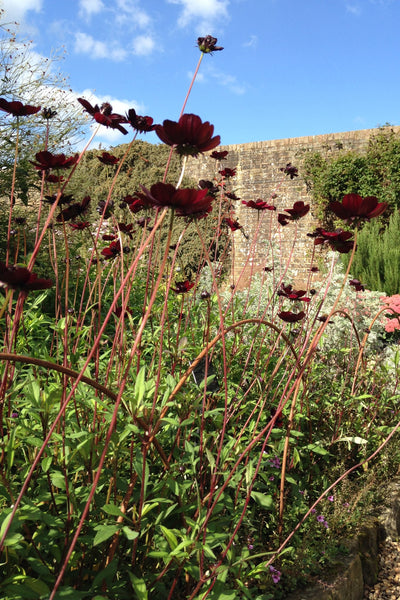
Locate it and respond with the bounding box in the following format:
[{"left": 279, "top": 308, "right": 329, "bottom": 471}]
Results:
[
  {"left": 102, "top": 503, "right": 128, "bottom": 519},
  {"left": 122, "top": 526, "right": 139, "bottom": 541},
  {"left": 134, "top": 365, "right": 146, "bottom": 407},
  {"left": 51, "top": 471, "right": 67, "bottom": 490},
  {"left": 128, "top": 572, "right": 148, "bottom": 600},
  {"left": 251, "top": 491, "right": 274, "bottom": 510},
  {"left": 41, "top": 456, "right": 52, "bottom": 473},
  {"left": 93, "top": 524, "right": 119, "bottom": 546},
  {"left": 160, "top": 525, "right": 178, "bottom": 550}
]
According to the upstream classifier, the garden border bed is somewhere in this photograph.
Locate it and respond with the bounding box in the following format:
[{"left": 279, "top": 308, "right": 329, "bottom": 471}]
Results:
[{"left": 286, "top": 479, "right": 400, "bottom": 600}]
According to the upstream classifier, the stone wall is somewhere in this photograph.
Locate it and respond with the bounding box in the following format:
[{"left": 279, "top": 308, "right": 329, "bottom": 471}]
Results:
[{"left": 185, "top": 126, "right": 400, "bottom": 287}]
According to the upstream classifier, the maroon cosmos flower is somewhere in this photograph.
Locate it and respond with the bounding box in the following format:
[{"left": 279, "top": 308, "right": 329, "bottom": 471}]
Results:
[
  {"left": 0, "top": 98, "right": 41, "bottom": 117},
  {"left": 197, "top": 36, "right": 224, "bottom": 53},
  {"left": 97, "top": 151, "right": 120, "bottom": 165},
  {"left": 117, "top": 222, "right": 134, "bottom": 238},
  {"left": 224, "top": 217, "right": 242, "bottom": 231},
  {"left": 242, "top": 199, "right": 276, "bottom": 211},
  {"left": 277, "top": 284, "right": 310, "bottom": 302},
  {"left": 78, "top": 98, "right": 128, "bottom": 134},
  {"left": 0, "top": 262, "right": 52, "bottom": 293},
  {"left": 102, "top": 240, "right": 122, "bottom": 259},
  {"left": 278, "top": 310, "right": 306, "bottom": 323},
  {"left": 171, "top": 280, "right": 195, "bottom": 294},
  {"left": 225, "top": 191, "right": 240, "bottom": 201},
  {"left": 199, "top": 180, "right": 219, "bottom": 197},
  {"left": 126, "top": 108, "right": 156, "bottom": 133},
  {"left": 278, "top": 201, "right": 309, "bottom": 225},
  {"left": 139, "top": 183, "right": 213, "bottom": 218},
  {"left": 349, "top": 278, "right": 365, "bottom": 292},
  {"left": 127, "top": 196, "right": 149, "bottom": 213},
  {"left": 310, "top": 228, "right": 355, "bottom": 254},
  {"left": 41, "top": 107, "right": 57, "bottom": 119},
  {"left": 219, "top": 168, "right": 236, "bottom": 178},
  {"left": 155, "top": 114, "right": 220, "bottom": 157},
  {"left": 69, "top": 222, "right": 91, "bottom": 230},
  {"left": 44, "top": 193, "right": 74, "bottom": 206},
  {"left": 57, "top": 196, "right": 91, "bottom": 222},
  {"left": 31, "top": 151, "right": 79, "bottom": 171},
  {"left": 329, "top": 193, "right": 387, "bottom": 222},
  {"left": 113, "top": 305, "right": 133, "bottom": 318},
  {"left": 280, "top": 163, "right": 298, "bottom": 179},
  {"left": 210, "top": 150, "right": 228, "bottom": 160}
]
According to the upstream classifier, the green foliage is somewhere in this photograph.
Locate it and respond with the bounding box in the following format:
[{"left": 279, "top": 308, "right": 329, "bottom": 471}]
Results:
[
  {"left": 303, "top": 128, "right": 400, "bottom": 224},
  {"left": 342, "top": 211, "right": 400, "bottom": 295}
]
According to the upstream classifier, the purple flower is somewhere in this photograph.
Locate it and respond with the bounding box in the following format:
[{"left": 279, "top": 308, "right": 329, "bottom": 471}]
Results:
[
  {"left": 269, "top": 565, "right": 281, "bottom": 584},
  {"left": 328, "top": 495, "right": 334, "bottom": 502}
]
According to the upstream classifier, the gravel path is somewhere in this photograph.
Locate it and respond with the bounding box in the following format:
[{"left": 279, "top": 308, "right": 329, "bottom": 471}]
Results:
[{"left": 363, "top": 540, "right": 400, "bottom": 599}]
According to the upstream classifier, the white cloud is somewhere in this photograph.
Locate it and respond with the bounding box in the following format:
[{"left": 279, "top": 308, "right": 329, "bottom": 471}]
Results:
[
  {"left": 74, "top": 32, "right": 128, "bottom": 61},
  {"left": 345, "top": 3, "right": 362, "bottom": 15},
  {"left": 114, "top": 0, "right": 151, "bottom": 28},
  {"left": 78, "top": 0, "right": 105, "bottom": 18},
  {"left": 187, "top": 70, "right": 205, "bottom": 82},
  {"left": 243, "top": 35, "right": 258, "bottom": 48},
  {"left": 200, "top": 66, "right": 245, "bottom": 95},
  {"left": 132, "top": 35, "right": 155, "bottom": 56},
  {"left": 1, "top": 0, "right": 43, "bottom": 26},
  {"left": 167, "top": 0, "right": 229, "bottom": 31}
]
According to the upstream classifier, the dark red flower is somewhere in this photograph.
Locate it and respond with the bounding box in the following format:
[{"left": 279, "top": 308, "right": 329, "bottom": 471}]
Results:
[
  {"left": 69, "top": 222, "right": 91, "bottom": 230},
  {"left": 310, "top": 266, "right": 319, "bottom": 273},
  {"left": 171, "top": 280, "right": 195, "bottom": 294},
  {"left": 117, "top": 222, "right": 134, "bottom": 238},
  {"left": 57, "top": 196, "right": 91, "bottom": 222},
  {"left": 280, "top": 163, "right": 298, "bottom": 179},
  {"left": 310, "top": 228, "right": 355, "bottom": 254},
  {"left": 127, "top": 197, "right": 149, "bottom": 213},
  {"left": 210, "top": 150, "right": 228, "bottom": 160},
  {"left": 139, "top": 183, "right": 213, "bottom": 218},
  {"left": 199, "top": 180, "right": 219, "bottom": 197},
  {"left": 126, "top": 108, "right": 156, "bottom": 133},
  {"left": 349, "top": 278, "right": 365, "bottom": 292},
  {"left": 101, "top": 240, "right": 122, "bottom": 259},
  {"left": 102, "top": 234, "right": 117, "bottom": 241},
  {"left": 277, "top": 284, "right": 310, "bottom": 302},
  {"left": 155, "top": 114, "right": 220, "bottom": 156},
  {"left": 44, "top": 193, "right": 74, "bottom": 206},
  {"left": 97, "top": 151, "right": 120, "bottom": 165},
  {"left": 31, "top": 151, "right": 79, "bottom": 171},
  {"left": 278, "top": 201, "right": 309, "bottom": 225},
  {"left": 197, "top": 36, "right": 223, "bottom": 53},
  {"left": 78, "top": 98, "right": 128, "bottom": 134},
  {"left": 41, "top": 107, "right": 57, "bottom": 119},
  {"left": 219, "top": 168, "right": 236, "bottom": 178},
  {"left": 43, "top": 173, "right": 65, "bottom": 184},
  {"left": 0, "top": 98, "right": 41, "bottom": 117},
  {"left": 0, "top": 262, "right": 52, "bottom": 292},
  {"left": 278, "top": 214, "right": 290, "bottom": 226},
  {"left": 242, "top": 199, "right": 276, "bottom": 211},
  {"left": 284, "top": 201, "right": 309, "bottom": 219},
  {"left": 278, "top": 310, "right": 306, "bottom": 323},
  {"left": 97, "top": 200, "right": 114, "bottom": 219},
  {"left": 329, "top": 193, "right": 387, "bottom": 222},
  {"left": 113, "top": 305, "right": 132, "bottom": 318},
  {"left": 224, "top": 217, "right": 242, "bottom": 231},
  {"left": 225, "top": 192, "right": 240, "bottom": 201}
]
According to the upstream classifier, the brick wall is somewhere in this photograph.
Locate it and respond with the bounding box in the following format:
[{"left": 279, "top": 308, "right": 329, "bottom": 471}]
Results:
[{"left": 185, "top": 126, "right": 400, "bottom": 287}]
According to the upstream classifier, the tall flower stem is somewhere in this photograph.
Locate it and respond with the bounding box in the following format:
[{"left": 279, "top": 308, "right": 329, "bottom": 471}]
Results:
[{"left": 6, "top": 117, "right": 20, "bottom": 265}]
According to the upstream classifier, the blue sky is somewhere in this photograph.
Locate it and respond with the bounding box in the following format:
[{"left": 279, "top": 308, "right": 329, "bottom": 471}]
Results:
[{"left": 1, "top": 0, "right": 399, "bottom": 149}]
